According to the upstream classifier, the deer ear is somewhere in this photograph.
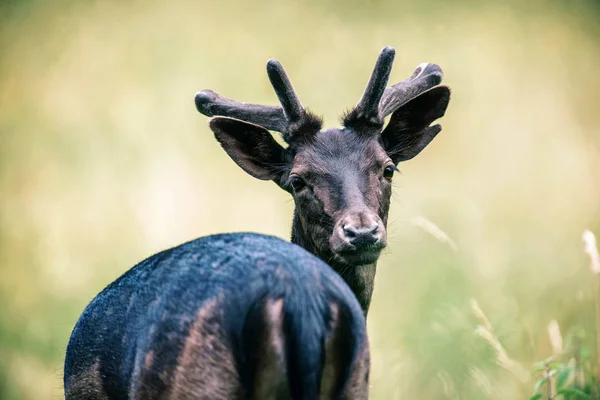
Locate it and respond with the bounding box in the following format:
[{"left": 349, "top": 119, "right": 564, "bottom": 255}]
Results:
[
  {"left": 381, "top": 85, "right": 450, "bottom": 164},
  {"left": 209, "top": 117, "right": 287, "bottom": 181}
]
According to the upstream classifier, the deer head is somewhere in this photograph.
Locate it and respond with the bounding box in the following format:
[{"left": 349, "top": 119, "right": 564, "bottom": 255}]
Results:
[{"left": 195, "top": 47, "right": 451, "bottom": 314}]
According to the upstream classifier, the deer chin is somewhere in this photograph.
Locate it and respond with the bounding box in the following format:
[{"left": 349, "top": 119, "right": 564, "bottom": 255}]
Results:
[{"left": 334, "top": 243, "right": 386, "bottom": 266}]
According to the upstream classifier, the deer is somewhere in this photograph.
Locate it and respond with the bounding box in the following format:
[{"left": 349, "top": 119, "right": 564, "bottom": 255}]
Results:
[
  {"left": 63, "top": 46, "right": 449, "bottom": 399},
  {"left": 64, "top": 233, "right": 369, "bottom": 399},
  {"left": 194, "top": 46, "right": 451, "bottom": 316}
]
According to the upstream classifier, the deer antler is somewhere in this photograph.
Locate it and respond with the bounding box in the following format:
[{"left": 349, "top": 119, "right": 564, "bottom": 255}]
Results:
[
  {"left": 379, "top": 62, "right": 444, "bottom": 118},
  {"left": 350, "top": 46, "right": 395, "bottom": 125},
  {"left": 194, "top": 90, "right": 286, "bottom": 132},
  {"left": 344, "top": 46, "right": 446, "bottom": 129},
  {"left": 195, "top": 60, "right": 322, "bottom": 143}
]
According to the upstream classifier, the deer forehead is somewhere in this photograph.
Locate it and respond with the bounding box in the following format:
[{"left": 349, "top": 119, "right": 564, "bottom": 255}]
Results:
[{"left": 291, "top": 131, "right": 390, "bottom": 174}]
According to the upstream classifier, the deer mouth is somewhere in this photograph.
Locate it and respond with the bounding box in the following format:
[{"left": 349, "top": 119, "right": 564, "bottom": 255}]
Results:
[{"left": 336, "top": 242, "right": 386, "bottom": 265}]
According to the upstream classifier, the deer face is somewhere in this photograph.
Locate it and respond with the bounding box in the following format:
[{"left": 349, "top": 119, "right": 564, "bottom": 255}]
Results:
[
  {"left": 287, "top": 129, "right": 392, "bottom": 266},
  {"left": 197, "top": 47, "right": 451, "bottom": 268}
]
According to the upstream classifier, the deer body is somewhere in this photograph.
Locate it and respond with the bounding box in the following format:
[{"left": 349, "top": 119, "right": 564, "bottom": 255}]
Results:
[{"left": 64, "top": 233, "right": 369, "bottom": 399}]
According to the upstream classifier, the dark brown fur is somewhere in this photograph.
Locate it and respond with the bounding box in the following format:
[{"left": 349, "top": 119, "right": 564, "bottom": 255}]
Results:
[
  {"left": 65, "top": 359, "right": 109, "bottom": 400},
  {"left": 249, "top": 298, "right": 289, "bottom": 399},
  {"left": 166, "top": 299, "right": 242, "bottom": 400}
]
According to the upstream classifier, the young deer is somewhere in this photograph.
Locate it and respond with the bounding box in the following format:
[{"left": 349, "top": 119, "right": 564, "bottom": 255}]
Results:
[
  {"left": 195, "top": 46, "right": 451, "bottom": 316},
  {"left": 64, "top": 233, "right": 369, "bottom": 399}
]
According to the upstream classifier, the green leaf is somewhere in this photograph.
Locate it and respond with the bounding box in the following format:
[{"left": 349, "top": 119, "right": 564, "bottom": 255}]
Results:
[
  {"left": 528, "top": 394, "right": 543, "bottom": 400},
  {"left": 544, "top": 355, "right": 557, "bottom": 364},
  {"left": 555, "top": 366, "right": 573, "bottom": 389},
  {"left": 533, "top": 378, "right": 547, "bottom": 394},
  {"left": 533, "top": 362, "right": 547, "bottom": 372},
  {"left": 549, "top": 362, "right": 566, "bottom": 370},
  {"left": 556, "top": 388, "right": 591, "bottom": 399}
]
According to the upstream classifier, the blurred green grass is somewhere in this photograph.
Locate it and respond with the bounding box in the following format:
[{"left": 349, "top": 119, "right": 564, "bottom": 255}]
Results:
[{"left": 1, "top": 0, "right": 600, "bottom": 398}]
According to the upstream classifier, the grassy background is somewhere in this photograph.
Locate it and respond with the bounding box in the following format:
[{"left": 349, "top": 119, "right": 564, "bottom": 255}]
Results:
[{"left": 1, "top": 0, "right": 599, "bottom": 398}]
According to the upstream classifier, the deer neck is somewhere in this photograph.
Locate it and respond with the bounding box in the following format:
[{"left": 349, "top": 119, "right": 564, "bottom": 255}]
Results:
[{"left": 290, "top": 211, "right": 376, "bottom": 316}]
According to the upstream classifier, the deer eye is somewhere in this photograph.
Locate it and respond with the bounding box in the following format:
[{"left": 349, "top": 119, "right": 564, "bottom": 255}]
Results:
[
  {"left": 288, "top": 176, "right": 306, "bottom": 192},
  {"left": 383, "top": 165, "right": 397, "bottom": 180}
]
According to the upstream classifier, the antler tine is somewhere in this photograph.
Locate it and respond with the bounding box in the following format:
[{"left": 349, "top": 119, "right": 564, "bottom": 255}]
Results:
[
  {"left": 266, "top": 59, "right": 304, "bottom": 123},
  {"left": 195, "top": 90, "right": 287, "bottom": 132},
  {"left": 378, "top": 63, "right": 444, "bottom": 118},
  {"left": 195, "top": 59, "right": 321, "bottom": 141},
  {"left": 353, "top": 46, "right": 396, "bottom": 122}
]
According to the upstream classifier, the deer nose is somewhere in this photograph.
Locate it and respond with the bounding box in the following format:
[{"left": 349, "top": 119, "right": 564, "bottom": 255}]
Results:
[{"left": 343, "top": 223, "right": 380, "bottom": 247}]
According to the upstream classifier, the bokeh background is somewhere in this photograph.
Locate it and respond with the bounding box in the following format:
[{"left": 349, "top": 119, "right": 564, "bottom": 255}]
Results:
[{"left": 1, "top": 0, "right": 600, "bottom": 398}]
